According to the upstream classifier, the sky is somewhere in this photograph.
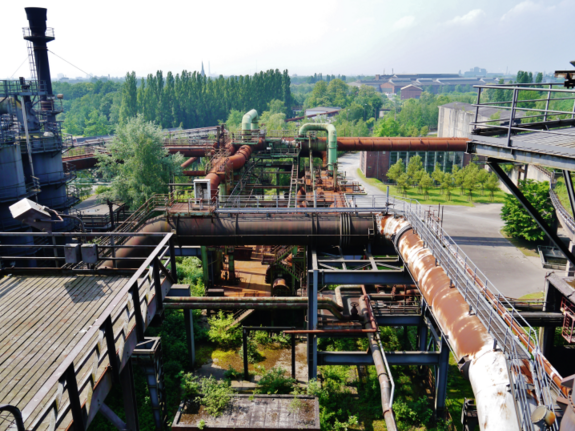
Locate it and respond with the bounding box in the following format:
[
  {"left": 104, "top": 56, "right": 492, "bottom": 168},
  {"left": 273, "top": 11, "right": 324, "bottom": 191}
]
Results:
[{"left": 1, "top": 0, "right": 573, "bottom": 80}]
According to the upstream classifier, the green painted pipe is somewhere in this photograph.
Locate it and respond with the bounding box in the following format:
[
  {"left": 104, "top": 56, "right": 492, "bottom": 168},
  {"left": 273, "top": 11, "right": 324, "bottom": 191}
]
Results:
[
  {"left": 241, "top": 109, "right": 258, "bottom": 133},
  {"left": 299, "top": 123, "right": 337, "bottom": 171}
]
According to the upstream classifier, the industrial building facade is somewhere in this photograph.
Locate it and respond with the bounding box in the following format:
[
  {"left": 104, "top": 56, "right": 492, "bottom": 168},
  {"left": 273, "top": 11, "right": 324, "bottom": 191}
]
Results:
[{"left": 360, "top": 150, "right": 471, "bottom": 181}]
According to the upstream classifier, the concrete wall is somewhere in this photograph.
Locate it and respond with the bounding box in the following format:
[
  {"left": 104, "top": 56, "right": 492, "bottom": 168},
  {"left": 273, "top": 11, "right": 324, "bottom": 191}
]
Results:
[{"left": 438, "top": 106, "right": 492, "bottom": 138}]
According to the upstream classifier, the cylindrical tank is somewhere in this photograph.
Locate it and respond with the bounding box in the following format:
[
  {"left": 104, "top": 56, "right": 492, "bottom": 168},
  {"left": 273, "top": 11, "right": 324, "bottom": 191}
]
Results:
[
  {"left": 0, "top": 144, "right": 27, "bottom": 202},
  {"left": 23, "top": 151, "right": 65, "bottom": 186},
  {"left": 37, "top": 185, "right": 68, "bottom": 210}
]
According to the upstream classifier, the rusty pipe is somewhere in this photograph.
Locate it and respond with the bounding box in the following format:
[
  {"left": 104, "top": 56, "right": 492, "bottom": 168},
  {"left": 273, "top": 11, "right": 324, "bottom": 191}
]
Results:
[
  {"left": 181, "top": 157, "right": 198, "bottom": 168},
  {"left": 379, "top": 215, "right": 521, "bottom": 430},
  {"left": 299, "top": 136, "right": 469, "bottom": 153},
  {"left": 360, "top": 295, "right": 397, "bottom": 431}
]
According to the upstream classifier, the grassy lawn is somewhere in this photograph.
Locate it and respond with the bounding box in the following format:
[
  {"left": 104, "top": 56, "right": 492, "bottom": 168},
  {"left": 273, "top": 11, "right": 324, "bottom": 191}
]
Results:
[{"left": 356, "top": 169, "right": 508, "bottom": 207}]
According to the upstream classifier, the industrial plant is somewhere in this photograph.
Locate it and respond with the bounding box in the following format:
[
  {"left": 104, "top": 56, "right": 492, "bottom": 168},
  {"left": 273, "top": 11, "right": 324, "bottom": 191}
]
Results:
[{"left": 1, "top": 7, "right": 575, "bottom": 431}]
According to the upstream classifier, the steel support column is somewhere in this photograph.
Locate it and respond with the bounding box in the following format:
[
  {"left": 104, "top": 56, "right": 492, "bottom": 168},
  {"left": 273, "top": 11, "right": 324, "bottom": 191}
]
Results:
[
  {"left": 489, "top": 160, "right": 575, "bottom": 268},
  {"left": 168, "top": 285, "right": 195, "bottom": 367},
  {"left": 435, "top": 337, "right": 449, "bottom": 417},
  {"left": 307, "top": 249, "right": 319, "bottom": 380},
  {"left": 132, "top": 338, "right": 167, "bottom": 431},
  {"left": 418, "top": 301, "right": 428, "bottom": 351},
  {"left": 120, "top": 358, "right": 139, "bottom": 431}
]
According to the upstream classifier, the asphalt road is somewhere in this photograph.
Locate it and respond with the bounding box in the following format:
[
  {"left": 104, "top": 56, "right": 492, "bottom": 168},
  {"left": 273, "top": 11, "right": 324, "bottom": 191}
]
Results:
[{"left": 339, "top": 152, "right": 551, "bottom": 297}]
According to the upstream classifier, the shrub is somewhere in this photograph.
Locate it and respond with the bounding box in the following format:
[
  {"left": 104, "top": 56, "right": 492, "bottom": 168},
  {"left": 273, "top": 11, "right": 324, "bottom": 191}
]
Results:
[
  {"left": 501, "top": 179, "right": 555, "bottom": 241},
  {"left": 393, "top": 397, "right": 433, "bottom": 428},
  {"left": 180, "top": 373, "right": 201, "bottom": 400},
  {"left": 207, "top": 311, "right": 241, "bottom": 348},
  {"left": 199, "top": 376, "right": 234, "bottom": 417},
  {"left": 181, "top": 374, "right": 234, "bottom": 417},
  {"left": 223, "top": 365, "right": 243, "bottom": 381},
  {"left": 255, "top": 367, "right": 296, "bottom": 395}
]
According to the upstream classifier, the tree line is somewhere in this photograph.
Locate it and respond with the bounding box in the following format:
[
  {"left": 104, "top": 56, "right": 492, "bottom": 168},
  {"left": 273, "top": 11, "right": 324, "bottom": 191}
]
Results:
[
  {"left": 386, "top": 156, "right": 500, "bottom": 201},
  {"left": 119, "top": 69, "right": 293, "bottom": 129}
]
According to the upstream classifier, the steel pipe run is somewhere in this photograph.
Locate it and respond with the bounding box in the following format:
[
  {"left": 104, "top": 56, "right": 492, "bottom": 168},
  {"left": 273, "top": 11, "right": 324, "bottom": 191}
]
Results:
[
  {"left": 163, "top": 296, "right": 347, "bottom": 320},
  {"left": 360, "top": 295, "right": 397, "bottom": 431},
  {"left": 299, "top": 124, "right": 337, "bottom": 171},
  {"left": 180, "top": 157, "right": 198, "bottom": 169},
  {"left": 379, "top": 215, "right": 521, "bottom": 431},
  {"left": 299, "top": 137, "right": 469, "bottom": 153}
]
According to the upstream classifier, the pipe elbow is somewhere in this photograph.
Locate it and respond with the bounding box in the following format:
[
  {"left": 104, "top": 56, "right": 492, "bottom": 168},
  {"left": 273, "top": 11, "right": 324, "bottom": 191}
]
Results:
[{"left": 241, "top": 109, "right": 258, "bottom": 131}]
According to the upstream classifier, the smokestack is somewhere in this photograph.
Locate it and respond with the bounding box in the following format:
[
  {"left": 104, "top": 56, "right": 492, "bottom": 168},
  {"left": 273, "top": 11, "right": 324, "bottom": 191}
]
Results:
[{"left": 24, "top": 7, "right": 55, "bottom": 99}]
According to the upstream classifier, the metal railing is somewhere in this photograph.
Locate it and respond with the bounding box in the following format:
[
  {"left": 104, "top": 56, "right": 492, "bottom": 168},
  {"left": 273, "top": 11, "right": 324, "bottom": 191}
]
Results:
[
  {"left": 393, "top": 198, "right": 559, "bottom": 431},
  {"left": 5, "top": 232, "right": 176, "bottom": 431},
  {"left": 471, "top": 83, "right": 575, "bottom": 147}
]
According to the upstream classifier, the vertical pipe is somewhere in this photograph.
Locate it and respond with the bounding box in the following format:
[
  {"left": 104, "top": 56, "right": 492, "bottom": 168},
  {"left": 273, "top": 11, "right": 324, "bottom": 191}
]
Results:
[
  {"left": 184, "top": 308, "right": 195, "bottom": 368},
  {"left": 201, "top": 246, "right": 209, "bottom": 287}
]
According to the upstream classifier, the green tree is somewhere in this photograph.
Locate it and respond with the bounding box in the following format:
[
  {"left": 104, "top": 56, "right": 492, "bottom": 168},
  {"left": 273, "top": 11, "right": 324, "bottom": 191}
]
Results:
[
  {"left": 419, "top": 172, "right": 433, "bottom": 200},
  {"left": 453, "top": 165, "right": 465, "bottom": 195},
  {"left": 501, "top": 180, "right": 555, "bottom": 241},
  {"left": 95, "top": 114, "right": 183, "bottom": 208},
  {"left": 386, "top": 158, "right": 405, "bottom": 183},
  {"left": 396, "top": 173, "right": 410, "bottom": 197},
  {"left": 476, "top": 168, "right": 489, "bottom": 195},
  {"left": 462, "top": 163, "right": 479, "bottom": 201},
  {"left": 432, "top": 162, "right": 445, "bottom": 193},
  {"left": 83, "top": 110, "right": 110, "bottom": 137},
  {"left": 484, "top": 172, "right": 500, "bottom": 202},
  {"left": 119, "top": 71, "right": 138, "bottom": 124},
  {"left": 406, "top": 155, "right": 424, "bottom": 188},
  {"left": 225, "top": 109, "right": 243, "bottom": 129},
  {"left": 441, "top": 173, "right": 455, "bottom": 201}
]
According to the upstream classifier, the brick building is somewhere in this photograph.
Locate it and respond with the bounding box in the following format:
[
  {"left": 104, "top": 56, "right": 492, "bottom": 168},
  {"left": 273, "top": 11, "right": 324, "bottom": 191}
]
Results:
[{"left": 400, "top": 84, "right": 423, "bottom": 100}]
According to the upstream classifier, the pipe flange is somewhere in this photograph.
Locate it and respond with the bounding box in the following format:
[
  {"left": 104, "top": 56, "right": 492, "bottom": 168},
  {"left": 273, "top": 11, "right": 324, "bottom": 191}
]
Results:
[{"left": 393, "top": 225, "right": 413, "bottom": 250}]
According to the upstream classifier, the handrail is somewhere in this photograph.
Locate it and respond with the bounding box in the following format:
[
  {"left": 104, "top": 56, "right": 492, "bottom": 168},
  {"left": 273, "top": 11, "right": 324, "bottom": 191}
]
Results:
[
  {"left": 393, "top": 199, "right": 560, "bottom": 431},
  {"left": 20, "top": 233, "right": 173, "bottom": 430},
  {"left": 0, "top": 405, "right": 25, "bottom": 431}
]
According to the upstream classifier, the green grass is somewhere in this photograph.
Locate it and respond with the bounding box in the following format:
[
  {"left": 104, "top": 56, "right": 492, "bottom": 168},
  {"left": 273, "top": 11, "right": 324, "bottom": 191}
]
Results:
[
  {"left": 553, "top": 177, "right": 574, "bottom": 216},
  {"left": 518, "top": 291, "right": 545, "bottom": 300},
  {"left": 356, "top": 169, "right": 508, "bottom": 206}
]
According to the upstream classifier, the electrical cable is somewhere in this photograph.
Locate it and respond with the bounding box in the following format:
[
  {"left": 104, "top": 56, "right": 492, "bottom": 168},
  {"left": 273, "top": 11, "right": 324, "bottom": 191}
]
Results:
[
  {"left": 47, "top": 50, "right": 93, "bottom": 78},
  {"left": 9, "top": 58, "right": 28, "bottom": 79}
]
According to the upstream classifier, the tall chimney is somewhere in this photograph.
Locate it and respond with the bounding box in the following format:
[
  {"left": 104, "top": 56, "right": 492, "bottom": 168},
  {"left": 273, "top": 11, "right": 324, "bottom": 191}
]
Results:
[{"left": 24, "top": 7, "right": 54, "bottom": 99}]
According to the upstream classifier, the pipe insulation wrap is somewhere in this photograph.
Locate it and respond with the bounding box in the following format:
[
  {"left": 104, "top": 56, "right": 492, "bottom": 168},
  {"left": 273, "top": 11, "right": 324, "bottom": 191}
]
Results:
[
  {"left": 299, "top": 123, "right": 337, "bottom": 171},
  {"left": 378, "top": 215, "right": 521, "bottom": 431}
]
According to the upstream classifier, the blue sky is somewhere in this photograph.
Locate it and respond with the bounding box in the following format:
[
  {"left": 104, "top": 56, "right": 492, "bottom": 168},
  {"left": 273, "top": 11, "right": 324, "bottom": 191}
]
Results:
[{"left": 2, "top": 0, "right": 572, "bottom": 79}]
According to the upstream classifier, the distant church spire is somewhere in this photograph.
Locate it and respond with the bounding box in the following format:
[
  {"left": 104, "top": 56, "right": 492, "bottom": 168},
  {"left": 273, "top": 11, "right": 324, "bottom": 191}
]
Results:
[{"left": 201, "top": 61, "right": 206, "bottom": 77}]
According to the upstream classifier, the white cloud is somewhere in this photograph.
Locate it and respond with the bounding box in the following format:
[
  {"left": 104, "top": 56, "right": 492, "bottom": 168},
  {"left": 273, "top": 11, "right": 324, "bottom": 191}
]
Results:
[
  {"left": 392, "top": 16, "right": 415, "bottom": 30},
  {"left": 501, "top": 1, "right": 553, "bottom": 21},
  {"left": 447, "top": 9, "right": 486, "bottom": 25}
]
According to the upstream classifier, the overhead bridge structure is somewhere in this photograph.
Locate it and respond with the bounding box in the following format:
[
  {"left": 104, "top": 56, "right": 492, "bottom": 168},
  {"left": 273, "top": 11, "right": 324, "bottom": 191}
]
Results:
[{"left": 2, "top": 7, "right": 575, "bottom": 431}]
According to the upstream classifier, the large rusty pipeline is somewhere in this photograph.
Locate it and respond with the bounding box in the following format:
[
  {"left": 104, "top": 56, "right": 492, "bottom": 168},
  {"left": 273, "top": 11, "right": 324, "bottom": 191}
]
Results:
[
  {"left": 104, "top": 213, "right": 377, "bottom": 268},
  {"left": 299, "top": 136, "right": 469, "bottom": 153},
  {"left": 379, "top": 215, "right": 522, "bottom": 431}
]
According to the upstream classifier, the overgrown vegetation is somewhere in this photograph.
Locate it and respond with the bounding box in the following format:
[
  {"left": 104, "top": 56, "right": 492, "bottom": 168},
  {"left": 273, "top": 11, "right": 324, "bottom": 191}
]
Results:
[
  {"left": 180, "top": 374, "right": 234, "bottom": 417},
  {"left": 254, "top": 367, "right": 297, "bottom": 395},
  {"left": 207, "top": 311, "right": 242, "bottom": 348},
  {"left": 501, "top": 179, "right": 555, "bottom": 241},
  {"left": 94, "top": 115, "right": 183, "bottom": 208}
]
